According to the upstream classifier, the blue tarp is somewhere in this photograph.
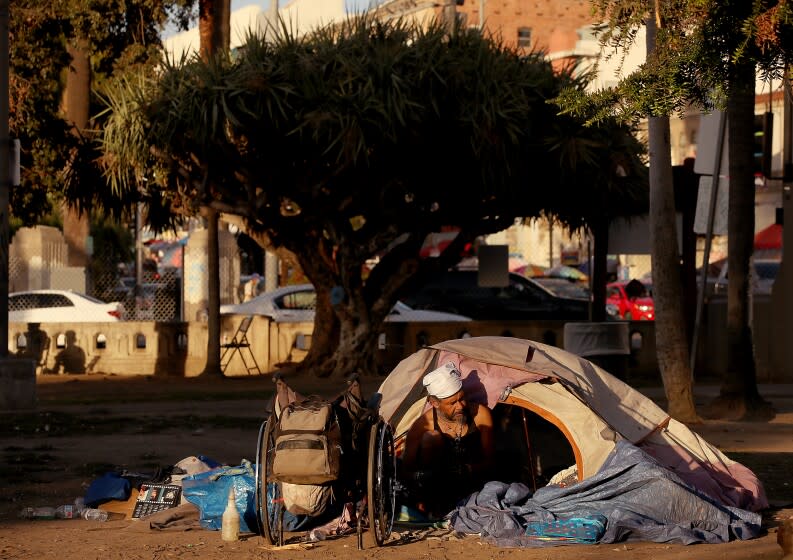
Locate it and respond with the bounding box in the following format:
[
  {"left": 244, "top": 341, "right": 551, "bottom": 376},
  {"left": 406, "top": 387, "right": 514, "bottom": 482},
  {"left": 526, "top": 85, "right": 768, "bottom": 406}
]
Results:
[
  {"left": 181, "top": 461, "right": 258, "bottom": 533},
  {"left": 450, "top": 441, "right": 762, "bottom": 547}
]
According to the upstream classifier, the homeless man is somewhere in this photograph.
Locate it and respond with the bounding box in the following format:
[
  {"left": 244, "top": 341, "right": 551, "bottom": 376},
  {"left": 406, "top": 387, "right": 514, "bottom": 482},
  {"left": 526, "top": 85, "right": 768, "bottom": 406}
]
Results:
[{"left": 401, "top": 362, "right": 494, "bottom": 518}]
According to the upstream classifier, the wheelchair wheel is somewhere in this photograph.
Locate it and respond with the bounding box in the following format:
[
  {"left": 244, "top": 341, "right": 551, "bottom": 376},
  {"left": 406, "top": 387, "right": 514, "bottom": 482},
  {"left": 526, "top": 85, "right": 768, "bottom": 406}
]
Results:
[
  {"left": 367, "top": 419, "right": 396, "bottom": 547},
  {"left": 255, "top": 414, "right": 280, "bottom": 545}
]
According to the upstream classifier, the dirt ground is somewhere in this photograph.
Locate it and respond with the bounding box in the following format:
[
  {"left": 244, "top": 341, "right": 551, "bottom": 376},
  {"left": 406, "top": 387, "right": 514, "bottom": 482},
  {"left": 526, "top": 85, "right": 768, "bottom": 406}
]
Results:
[{"left": 1, "top": 372, "right": 792, "bottom": 560}]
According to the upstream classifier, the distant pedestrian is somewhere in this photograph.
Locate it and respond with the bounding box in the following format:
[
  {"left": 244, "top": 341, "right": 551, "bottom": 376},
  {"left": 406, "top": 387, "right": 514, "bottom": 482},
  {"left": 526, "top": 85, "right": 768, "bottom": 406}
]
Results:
[{"left": 243, "top": 273, "right": 260, "bottom": 302}]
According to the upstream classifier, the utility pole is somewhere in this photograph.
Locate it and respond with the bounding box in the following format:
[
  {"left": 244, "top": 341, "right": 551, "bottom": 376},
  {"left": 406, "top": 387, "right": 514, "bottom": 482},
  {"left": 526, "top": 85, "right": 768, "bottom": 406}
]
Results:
[
  {"left": 774, "top": 76, "right": 793, "bottom": 381},
  {"left": 0, "top": 0, "right": 9, "bottom": 356},
  {"left": 0, "top": 0, "right": 35, "bottom": 410},
  {"left": 442, "top": 0, "right": 456, "bottom": 34},
  {"left": 269, "top": 0, "right": 278, "bottom": 30}
]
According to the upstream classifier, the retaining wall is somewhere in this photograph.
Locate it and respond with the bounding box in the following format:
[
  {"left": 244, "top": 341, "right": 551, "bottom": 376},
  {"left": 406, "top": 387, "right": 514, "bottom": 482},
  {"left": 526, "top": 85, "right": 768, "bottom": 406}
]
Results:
[{"left": 5, "top": 296, "right": 783, "bottom": 382}]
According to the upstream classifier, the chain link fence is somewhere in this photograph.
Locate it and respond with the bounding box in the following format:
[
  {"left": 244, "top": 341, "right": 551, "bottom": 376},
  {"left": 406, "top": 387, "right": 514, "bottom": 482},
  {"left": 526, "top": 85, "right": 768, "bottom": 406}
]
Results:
[
  {"left": 9, "top": 250, "right": 184, "bottom": 322},
  {"left": 90, "top": 251, "right": 183, "bottom": 322}
]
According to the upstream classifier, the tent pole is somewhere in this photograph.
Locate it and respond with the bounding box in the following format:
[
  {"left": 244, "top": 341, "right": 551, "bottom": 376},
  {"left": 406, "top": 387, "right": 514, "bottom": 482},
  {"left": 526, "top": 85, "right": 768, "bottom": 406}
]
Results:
[{"left": 521, "top": 409, "right": 537, "bottom": 492}]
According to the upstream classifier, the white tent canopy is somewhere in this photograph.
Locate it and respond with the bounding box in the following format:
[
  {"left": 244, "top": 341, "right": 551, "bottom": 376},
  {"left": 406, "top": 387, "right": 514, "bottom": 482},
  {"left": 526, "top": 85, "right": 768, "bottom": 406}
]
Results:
[{"left": 377, "top": 336, "right": 766, "bottom": 512}]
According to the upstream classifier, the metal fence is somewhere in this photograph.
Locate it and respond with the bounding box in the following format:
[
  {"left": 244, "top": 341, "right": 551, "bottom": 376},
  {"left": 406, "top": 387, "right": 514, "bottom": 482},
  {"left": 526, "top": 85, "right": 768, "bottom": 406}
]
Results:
[
  {"left": 9, "top": 251, "right": 184, "bottom": 322},
  {"left": 93, "top": 265, "right": 182, "bottom": 322}
]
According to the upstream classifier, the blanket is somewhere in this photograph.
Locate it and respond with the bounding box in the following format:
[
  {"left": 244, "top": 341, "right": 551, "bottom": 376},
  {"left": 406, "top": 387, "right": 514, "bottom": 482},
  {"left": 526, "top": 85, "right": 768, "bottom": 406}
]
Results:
[{"left": 450, "top": 441, "right": 762, "bottom": 547}]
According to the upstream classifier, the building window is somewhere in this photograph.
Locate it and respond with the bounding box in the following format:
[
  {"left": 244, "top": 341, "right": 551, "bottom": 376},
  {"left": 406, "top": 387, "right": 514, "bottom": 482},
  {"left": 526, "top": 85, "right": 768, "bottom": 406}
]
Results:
[{"left": 517, "top": 27, "right": 532, "bottom": 48}]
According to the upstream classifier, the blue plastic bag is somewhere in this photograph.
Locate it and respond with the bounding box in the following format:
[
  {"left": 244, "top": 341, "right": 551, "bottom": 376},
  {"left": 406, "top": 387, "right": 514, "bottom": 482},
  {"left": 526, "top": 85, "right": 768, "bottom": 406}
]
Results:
[
  {"left": 182, "top": 460, "right": 258, "bottom": 533},
  {"left": 84, "top": 472, "right": 131, "bottom": 507}
]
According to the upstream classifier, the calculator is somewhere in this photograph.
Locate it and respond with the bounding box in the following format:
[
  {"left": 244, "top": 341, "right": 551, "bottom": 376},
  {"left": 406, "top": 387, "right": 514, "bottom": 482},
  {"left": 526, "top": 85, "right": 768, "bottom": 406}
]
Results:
[{"left": 132, "top": 483, "right": 182, "bottom": 519}]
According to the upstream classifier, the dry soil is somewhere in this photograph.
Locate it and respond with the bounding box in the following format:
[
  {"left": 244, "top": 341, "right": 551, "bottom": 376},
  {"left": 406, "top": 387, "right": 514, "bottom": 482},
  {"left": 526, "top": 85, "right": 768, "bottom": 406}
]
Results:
[{"left": 1, "top": 373, "right": 792, "bottom": 560}]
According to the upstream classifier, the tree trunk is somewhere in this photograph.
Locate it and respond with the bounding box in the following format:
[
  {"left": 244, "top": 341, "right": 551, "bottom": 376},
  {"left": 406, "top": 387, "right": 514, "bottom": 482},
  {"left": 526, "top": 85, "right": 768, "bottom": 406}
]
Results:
[
  {"left": 201, "top": 207, "right": 224, "bottom": 377},
  {"left": 294, "top": 286, "right": 340, "bottom": 377},
  {"left": 705, "top": 61, "right": 774, "bottom": 421},
  {"left": 290, "top": 295, "right": 383, "bottom": 379},
  {"left": 289, "top": 241, "right": 408, "bottom": 379},
  {"left": 199, "top": 0, "right": 229, "bottom": 60},
  {"left": 646, "top": 13, "right": 698, "bottom": 423},
  {"left": 197, "top": 0, "right": 229, "bottom": 378},
  {"left": 330, "top": 317, "right": 381, "bottom": 377},
  {"left": 62, "top": 44, "right": 90, "bottom": 271}
]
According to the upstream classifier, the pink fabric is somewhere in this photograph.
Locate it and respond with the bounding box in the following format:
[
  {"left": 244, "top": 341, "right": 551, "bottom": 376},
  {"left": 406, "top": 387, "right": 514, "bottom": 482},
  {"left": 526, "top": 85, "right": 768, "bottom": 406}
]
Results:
[
  {"left": 437, "top": 350, "right": 547, "bottom": 409},
  {"left": 640, "top": 441, "right": 768, "bottom": 512}
]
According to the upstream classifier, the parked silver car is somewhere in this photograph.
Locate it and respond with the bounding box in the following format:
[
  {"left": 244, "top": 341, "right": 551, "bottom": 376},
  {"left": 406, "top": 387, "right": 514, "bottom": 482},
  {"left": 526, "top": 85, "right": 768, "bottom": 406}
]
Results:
[{"left": 220, "top": 283, "right": 471, "bottom": 322}]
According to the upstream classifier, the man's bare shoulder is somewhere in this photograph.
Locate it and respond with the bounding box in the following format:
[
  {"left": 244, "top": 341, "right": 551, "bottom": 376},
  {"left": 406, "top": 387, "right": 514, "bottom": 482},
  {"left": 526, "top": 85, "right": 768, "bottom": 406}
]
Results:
[
  {"left": 407, "top": 408, "right": 434, "bottom": 434},
  {"left": 471, "top": 401, "right": 493, "bottom": 425}
]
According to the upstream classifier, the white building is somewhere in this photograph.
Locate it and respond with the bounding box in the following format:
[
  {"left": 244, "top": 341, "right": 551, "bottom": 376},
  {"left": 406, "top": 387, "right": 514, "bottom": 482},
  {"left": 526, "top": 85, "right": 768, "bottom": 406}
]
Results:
[{"left": 162, "top": 0, "right": 349, "bottom": 59}]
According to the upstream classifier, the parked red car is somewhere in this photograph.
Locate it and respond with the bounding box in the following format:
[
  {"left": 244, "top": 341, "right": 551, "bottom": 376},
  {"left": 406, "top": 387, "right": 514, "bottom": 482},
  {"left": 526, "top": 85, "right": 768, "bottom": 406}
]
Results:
[{"left": 606, "top": 279, "right": 654, "bottom": 321}]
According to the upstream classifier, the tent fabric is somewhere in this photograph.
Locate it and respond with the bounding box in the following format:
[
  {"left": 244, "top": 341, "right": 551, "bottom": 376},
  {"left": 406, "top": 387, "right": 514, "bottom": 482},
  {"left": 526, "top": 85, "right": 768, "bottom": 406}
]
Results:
[
  {"left": 376, "top": 336, "right": 767, "bottom": 513},
  {"left": 507, "top": 383, "right": 618, "bottom": 480},
  {"left": 450, "top": 441, "right": 762, "bottom": 547},
  {"left": 642, "top": 419, "right": 768, "bottom": 512}
]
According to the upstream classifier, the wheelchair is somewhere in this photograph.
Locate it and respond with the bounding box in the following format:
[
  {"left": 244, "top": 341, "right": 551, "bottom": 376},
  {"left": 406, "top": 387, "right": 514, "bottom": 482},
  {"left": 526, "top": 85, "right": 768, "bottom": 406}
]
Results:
[{"left": 254, "top": 373, "right": 397, "bottom": 548}]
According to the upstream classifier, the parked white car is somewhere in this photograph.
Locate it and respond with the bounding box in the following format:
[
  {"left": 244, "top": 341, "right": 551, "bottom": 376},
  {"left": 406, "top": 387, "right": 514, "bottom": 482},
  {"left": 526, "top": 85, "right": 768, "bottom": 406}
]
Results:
[
  {"left": 9, "top": 290, "right": 124, "bottom": 323},
  {"left": 220, "top": 283, "right": 471, "bottom": 322}
]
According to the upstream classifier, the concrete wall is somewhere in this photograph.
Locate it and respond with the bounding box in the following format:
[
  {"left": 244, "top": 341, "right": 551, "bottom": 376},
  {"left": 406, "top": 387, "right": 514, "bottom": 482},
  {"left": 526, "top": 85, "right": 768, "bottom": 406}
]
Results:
[
  {"left": 9, "top": 225, "right": 81, "bottom": 292},
  {"left": 7, "top": 296, "right": 784, "bottom": 382}
]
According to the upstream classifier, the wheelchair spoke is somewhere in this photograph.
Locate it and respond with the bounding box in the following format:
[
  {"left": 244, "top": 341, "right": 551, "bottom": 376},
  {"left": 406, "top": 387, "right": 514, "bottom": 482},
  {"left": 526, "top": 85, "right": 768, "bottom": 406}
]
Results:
[
  {"left": 368, "top": 420, "right": 396, "bottom": 546},
  {"left": 256, "top": 415, "right": 279, "bottom": 545}
]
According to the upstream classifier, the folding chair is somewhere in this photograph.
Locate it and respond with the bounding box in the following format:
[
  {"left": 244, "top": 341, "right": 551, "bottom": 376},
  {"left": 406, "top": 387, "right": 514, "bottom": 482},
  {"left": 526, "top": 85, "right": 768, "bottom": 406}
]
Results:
[{"left": 220, "top": 315, "right": 262, "bottom": 375}]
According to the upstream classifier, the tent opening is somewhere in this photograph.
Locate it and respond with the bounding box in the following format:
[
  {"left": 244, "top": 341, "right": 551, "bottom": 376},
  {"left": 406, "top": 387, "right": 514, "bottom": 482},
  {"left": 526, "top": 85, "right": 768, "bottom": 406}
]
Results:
[{"left": 492, "top": 403, "right": 576, "bottom": 490}]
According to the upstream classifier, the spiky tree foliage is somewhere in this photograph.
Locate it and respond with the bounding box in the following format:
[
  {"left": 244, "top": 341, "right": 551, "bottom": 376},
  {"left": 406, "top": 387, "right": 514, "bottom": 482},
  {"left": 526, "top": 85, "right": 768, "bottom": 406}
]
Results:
[{"left": 101, "top": 17, "right": 647, "bottom": 378}]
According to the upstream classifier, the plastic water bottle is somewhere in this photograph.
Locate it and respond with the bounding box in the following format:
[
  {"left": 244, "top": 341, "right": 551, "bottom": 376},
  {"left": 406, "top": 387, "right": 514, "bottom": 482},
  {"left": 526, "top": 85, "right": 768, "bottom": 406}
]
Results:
[
  {"left": 20, "top": 497, "right": 86, "bottom": 520},
  {"left": 221, "top": 487, "right": 240, "bottom": 542},
  {"left": 19, "top": 507, "right": 56, "bottom": 520},
  {"left": 55, "top": 504, "right": 79, "bottom": 519},
  {"left": 81, "top": 508, "right": 109, "bottom": 522}
]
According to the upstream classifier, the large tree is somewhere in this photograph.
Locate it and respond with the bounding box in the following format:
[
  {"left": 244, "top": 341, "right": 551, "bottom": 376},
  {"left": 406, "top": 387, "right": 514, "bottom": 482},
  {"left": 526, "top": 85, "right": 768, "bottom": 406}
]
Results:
[
  {"left": 561, "top": 0, "right": 775, "bottom": 421},
  {"left": 101, "top": 17, "right": 647, "bottom": 378},
  {"left": 9, "top": 1, "right": 196, "bottom": 223}
]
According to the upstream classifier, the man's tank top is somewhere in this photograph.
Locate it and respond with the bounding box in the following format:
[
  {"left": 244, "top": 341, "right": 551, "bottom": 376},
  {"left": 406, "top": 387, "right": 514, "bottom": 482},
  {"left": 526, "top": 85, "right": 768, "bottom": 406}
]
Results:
[{"left": 432, "top": 407, "right": 483, "bottom": 466}]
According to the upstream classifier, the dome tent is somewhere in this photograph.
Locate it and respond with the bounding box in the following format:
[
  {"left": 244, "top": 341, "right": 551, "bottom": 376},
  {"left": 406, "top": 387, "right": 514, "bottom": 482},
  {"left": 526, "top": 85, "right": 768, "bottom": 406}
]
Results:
[{"left": 377, "top": 336, "right": 766, "bottom": 513}]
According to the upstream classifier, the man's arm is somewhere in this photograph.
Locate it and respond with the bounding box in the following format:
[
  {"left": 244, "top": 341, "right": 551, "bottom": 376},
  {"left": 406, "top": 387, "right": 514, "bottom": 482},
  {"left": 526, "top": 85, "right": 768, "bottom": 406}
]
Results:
[
  {"left": 401, "top": 412, "right": 431, "bottom": 475},
  {"left": 470, "top": 403, "right": 494, "bottom": 477}
]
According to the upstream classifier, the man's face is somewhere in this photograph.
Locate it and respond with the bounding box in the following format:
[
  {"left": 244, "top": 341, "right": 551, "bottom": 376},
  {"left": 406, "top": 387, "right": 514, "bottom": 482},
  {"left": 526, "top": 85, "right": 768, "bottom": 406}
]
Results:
[{"left": 433, "top": 390, "right": 467, "bottom": 421}]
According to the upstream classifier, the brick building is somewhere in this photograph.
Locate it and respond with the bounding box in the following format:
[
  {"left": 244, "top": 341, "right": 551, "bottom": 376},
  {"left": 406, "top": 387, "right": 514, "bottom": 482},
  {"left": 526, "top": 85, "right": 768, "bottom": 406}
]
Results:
[
  {"left": 375, "top": 0, "right": 596, "bottom": 61},
  {"left": 457, "top": 0, "right": 594, "bottom": 55}
]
